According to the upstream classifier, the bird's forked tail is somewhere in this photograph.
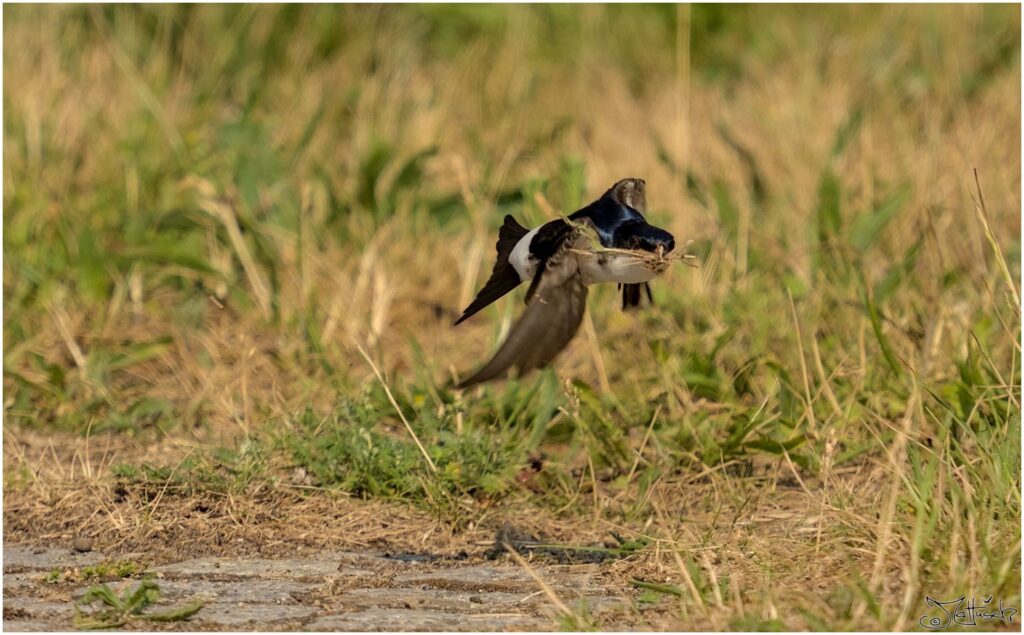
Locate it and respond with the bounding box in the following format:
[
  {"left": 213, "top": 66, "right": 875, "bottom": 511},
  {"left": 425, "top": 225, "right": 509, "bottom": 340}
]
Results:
[{"left": 454, "top": 215, "right": 529, "bottom": 325}]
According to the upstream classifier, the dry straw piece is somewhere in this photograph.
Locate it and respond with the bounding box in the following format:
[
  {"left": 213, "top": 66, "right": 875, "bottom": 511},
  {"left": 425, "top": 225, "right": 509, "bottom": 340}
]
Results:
[{"left": 567, "top": 219, "right": 698, "bottom": 276}]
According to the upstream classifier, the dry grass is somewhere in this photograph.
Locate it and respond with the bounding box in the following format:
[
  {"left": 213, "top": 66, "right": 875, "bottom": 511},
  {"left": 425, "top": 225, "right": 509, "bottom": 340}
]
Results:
[
  {"left": 4, "top": 428, "right": 905, "bottom": 631},
  {"left": 4, "top": 4, "right": 1021, "bottom": 630}
]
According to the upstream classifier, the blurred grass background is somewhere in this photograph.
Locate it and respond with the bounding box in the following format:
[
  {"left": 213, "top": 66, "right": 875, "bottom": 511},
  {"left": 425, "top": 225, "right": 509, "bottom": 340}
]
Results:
[{"left": 3, "top": 4, "right": 1021, "bottom": 630}]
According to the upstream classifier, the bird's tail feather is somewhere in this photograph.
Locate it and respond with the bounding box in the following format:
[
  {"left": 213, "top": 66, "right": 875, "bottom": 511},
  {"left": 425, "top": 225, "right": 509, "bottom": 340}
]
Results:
[{"left": 454, "top": 215, "right": 529, "bottom": 325}]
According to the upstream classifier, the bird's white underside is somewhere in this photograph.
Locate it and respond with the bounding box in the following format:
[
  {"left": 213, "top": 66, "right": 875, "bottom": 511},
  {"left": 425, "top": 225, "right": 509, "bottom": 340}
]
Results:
[
  {"left": 578, "top": 252, "right": 660, "bottom": 284},
  {"left": 508, "top": 225, "right": 660, "bottom": 286}
]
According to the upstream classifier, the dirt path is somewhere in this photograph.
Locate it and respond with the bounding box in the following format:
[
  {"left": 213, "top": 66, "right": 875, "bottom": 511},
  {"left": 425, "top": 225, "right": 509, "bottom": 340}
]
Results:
[{"left": 3, "top": 544, "right": 641, "bottom": 631}]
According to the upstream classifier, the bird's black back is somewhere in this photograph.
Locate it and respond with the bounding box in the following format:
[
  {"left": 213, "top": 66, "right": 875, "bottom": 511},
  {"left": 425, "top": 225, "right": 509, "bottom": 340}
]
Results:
[
  {"left": 568, "top": 192, "right": 646, "bottom": 248},
  {"left": 531, "top": 183, "right": 674, "bottom": 257}
]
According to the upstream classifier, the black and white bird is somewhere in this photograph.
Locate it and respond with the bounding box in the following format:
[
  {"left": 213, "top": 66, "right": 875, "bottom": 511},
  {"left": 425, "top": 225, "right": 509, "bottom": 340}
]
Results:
[{"left": 454, "top": 178, "right": 675, "bottom": 389}]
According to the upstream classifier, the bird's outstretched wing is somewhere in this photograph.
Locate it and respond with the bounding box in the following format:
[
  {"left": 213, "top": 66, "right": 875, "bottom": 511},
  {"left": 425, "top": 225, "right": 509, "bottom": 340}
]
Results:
[{"left": 456, "top": 234, "right": 588, "bottom": 389}]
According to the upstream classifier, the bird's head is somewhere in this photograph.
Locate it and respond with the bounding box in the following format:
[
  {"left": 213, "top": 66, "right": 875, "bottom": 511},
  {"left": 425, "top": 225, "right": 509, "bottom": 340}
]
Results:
[{"left": 622, "top": 224, "right": 675, "bottom": 255}]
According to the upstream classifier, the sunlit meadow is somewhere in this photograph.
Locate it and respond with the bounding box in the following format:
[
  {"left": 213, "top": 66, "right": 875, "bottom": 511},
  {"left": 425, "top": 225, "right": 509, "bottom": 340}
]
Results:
[{"left": 3, "top": 4, "right": 1020, "bottom": 630}]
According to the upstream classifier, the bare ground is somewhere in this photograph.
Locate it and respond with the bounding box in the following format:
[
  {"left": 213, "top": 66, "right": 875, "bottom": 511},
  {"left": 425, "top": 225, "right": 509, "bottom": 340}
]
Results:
[{"left": 2, "top": 427, "right": 910, "bottom": 631}]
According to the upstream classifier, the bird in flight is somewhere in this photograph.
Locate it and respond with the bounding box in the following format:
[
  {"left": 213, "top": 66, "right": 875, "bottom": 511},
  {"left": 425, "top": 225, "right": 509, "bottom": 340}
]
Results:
[{"left": 454, "top": 178, "right": 676, "bottom": 389}]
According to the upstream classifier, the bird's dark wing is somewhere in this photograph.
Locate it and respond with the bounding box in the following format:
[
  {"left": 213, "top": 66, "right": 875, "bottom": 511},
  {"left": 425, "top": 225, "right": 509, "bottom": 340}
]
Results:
[
  {"left": 522, "top": 217, "right": 574, "bottom": 303},
  {"left": 606, "top": 181, "right": 658, "bottom": 312},
  {"left": 529, "top": 218, "right": 574, "bottom": 260},
  {"left": 456, "top": 236, "right": 588, "bottom": 389},
  {"left": 454, "top": 215, "right": 530, "bottom": 325},
  {"left": 598, "top": 177, "right": 648, "bottom": 217},
  {"left": 620, "top": 283, "right": 654, "bottom": 310},
  {"left": 625, "top": 180, "right": 647, "bottom": 215}
]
